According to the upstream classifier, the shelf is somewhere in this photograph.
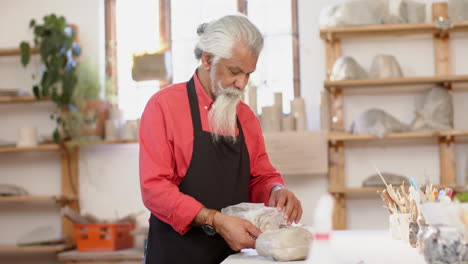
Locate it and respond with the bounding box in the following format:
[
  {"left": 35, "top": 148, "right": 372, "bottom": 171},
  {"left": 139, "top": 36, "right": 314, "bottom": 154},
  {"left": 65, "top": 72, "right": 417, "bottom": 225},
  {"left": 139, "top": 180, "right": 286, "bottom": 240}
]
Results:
[
  {"left": 0, "top": 144, "right": 60, "bottom": 153},
  {"left": 0, "top": 95, "right": 50, "bottom": 104},
  {"left": 328, "top": 130, "right": 468, "bottom": 142},
  {"left": 0, "top": 244, "right": 70, "bottom": 253},
  {"left": 320, "top": 21, "right": 468, "bottom": 40},
  {"left": 324, "top": 75, "right": 468, "bottom": 89},
  {"left": 0, "top": 47, "right": 39, "bottom": 57},
  {"left": 0, "top": 195, "right": 76, "bottom": 203},
  {"left": 329, "top": 187, "right": 382, "bottom": 198},
  {"left": 66, "top": 139, "right": 139, "bottom": 147},
  {"left": 58, "top": 248, "right": 144, "bottom": 262}
]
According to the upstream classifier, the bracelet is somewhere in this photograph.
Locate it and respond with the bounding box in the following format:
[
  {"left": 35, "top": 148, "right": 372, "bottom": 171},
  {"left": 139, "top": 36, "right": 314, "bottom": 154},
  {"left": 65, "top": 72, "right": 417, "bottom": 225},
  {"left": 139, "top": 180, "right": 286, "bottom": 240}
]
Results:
[{"left": 271, "top": 185, "right": 285, "bottom": 192}]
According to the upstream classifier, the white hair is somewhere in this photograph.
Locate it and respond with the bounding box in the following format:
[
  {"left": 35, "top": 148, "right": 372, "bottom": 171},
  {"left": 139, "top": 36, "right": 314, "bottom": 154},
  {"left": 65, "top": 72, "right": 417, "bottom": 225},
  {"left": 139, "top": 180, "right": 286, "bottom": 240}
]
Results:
[{"left": 194, "top": 15, "right": 264, "bottom": 60}]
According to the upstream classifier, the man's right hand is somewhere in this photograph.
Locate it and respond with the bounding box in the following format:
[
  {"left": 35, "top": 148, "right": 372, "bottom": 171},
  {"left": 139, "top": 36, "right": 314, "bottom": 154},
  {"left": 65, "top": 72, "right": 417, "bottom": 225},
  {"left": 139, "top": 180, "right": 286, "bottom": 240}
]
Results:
[{"left": 213, "top": 213, "right": 262, "bottom": 251}]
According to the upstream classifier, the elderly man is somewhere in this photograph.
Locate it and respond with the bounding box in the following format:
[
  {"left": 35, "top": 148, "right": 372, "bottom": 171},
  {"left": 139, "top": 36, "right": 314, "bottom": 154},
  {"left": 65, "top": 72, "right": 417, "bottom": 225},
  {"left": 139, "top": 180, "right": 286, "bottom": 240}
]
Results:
[{"left": 139, "top": 15, "right": 302, "bottom": 264}]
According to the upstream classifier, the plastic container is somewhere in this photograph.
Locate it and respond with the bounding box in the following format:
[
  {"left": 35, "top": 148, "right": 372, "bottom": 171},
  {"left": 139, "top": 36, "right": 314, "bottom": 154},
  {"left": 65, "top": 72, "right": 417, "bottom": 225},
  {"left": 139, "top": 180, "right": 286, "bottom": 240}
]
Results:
[{"left": 74, "top": 222, "right": 135, "bottom": 252}]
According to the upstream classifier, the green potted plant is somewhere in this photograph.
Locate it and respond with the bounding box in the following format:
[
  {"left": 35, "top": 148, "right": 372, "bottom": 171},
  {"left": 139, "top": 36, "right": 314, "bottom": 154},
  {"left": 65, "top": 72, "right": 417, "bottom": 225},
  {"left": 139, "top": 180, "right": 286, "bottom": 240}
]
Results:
[{"left": 19, "top": 14, "right": 81, "bottom": 142}]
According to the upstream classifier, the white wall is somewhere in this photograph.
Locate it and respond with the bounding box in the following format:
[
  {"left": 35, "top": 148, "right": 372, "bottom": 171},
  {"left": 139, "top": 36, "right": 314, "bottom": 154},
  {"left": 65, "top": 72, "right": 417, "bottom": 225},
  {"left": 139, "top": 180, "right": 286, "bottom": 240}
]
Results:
[{"left": 2, "top": 3, "right": 468, "bottom": 262}]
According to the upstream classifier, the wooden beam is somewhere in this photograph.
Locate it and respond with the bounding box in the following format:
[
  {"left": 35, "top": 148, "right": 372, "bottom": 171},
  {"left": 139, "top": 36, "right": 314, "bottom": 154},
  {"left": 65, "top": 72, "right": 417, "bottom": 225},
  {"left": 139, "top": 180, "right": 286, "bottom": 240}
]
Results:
[
  {"left": 329, "top": 141, "right": 345, "bottom": 189},
  {"left": 432, "top": 3, "right": 456, "bottom": 187},
  {"left": 159, "top": 0, "right": 172, "bottom": 86},
  {"left": 330, "top": 88, "right": 344, "bottom": 131},
  {"left": 439, "top": 136, "right": 456, "bottom": 186},
  {"left": 328, "top": 130, "right": 468, "bottom": 141},
  {"left": 61, "top": 146, "right": 80, "bottom": 244},
  {"left": 237, "top": 0, "right": 248, "bottom": 15},
  {"left": 320, "top": 90, "right": 331, "bottom": 130},
  {"left": 105, "top": 0, "right": 118, "bottom": 103},
  {"left": 0, "top": 144, "right": 59, "bottom": 153},
  {"left": 0, "top": 195, "right": 75, "bottom": 203},
  {"left": 291, "top": 0, "right": 301, "bottom": 97},
  {"left": 329, "top": 187, "right": 382, "bottom": 199},
  {"left": 329, "top": 141, "right": 346, "bottom": 229},
  {"left": 332, "top": 193, "right": 346, "bottom": 230},
  {"left": 0, "top": 244, "right": 70, "bottom": 253},
  {"left": 432, "top": 2, "right": 451, "bottom": 76},
  {"left": 0, "top": 95, "right": 51, "bottom": 104},
  {"left": 0, "top": 47, "right": 38, "bottom": 57},
  {"left": 325, "top": 39, "right": 341, "bottom": 79}
]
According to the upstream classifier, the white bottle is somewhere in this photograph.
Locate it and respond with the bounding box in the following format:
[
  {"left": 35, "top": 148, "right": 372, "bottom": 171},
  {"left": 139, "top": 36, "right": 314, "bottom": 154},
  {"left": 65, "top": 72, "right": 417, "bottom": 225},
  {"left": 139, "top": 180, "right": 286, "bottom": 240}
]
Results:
[{"left": 306, "top": 194, "right": 338, "bottom": 264}]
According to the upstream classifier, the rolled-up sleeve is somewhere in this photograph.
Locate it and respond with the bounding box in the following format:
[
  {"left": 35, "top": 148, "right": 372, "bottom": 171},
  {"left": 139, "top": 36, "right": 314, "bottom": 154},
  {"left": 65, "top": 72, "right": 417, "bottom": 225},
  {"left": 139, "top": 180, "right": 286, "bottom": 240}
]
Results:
[
  {"left": 139, "top": 95, "right": 203, "bottom": 235},
  {"left": 248, "top": 117, "right": 285, "bottom": 204}
]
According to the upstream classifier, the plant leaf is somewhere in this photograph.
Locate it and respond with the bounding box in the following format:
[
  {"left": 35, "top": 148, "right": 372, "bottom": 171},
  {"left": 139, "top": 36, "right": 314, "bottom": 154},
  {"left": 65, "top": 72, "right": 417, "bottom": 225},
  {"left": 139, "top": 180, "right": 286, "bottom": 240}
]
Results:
[
  {"left": 33, "top": 85, "right": 40, "bottom": 99},
  {"left": 53, "top": 128, "right": 60, "bottom": 143},
  {"left": 19, "top": 41, "right": 30, "bottom": 67}
]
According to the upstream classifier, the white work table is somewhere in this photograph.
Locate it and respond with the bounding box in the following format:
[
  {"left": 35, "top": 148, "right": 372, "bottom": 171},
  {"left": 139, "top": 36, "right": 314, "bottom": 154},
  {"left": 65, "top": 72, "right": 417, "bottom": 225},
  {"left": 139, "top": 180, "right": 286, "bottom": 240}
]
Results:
[{"left": 222, "top": 230, "right": 426, "bottom": 264}]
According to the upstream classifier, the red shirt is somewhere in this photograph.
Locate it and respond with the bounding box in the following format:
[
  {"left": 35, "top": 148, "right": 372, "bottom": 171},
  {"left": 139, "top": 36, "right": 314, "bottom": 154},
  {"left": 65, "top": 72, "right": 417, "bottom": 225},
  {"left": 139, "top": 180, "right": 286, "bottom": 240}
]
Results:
[{"left": 139, "top": 72, "right": 285, "bottom": 235}]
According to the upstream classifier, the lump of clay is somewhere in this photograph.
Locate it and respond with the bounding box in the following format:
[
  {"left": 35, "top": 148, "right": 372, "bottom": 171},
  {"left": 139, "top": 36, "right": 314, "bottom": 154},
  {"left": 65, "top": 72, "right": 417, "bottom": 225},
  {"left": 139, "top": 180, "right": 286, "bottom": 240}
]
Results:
[
  {"left": 399, "top": 0, "right": 426, "bottom": 23},
  {"left": 351, "top": 108, "right": 410, "bottom": 138},
  {"left": 383, "top": 0, "right": 426, "bottom": 24},
  {"left": 449, "top": 0, "right": 468, "bottom": 21},
  {"left": 221, "top": 203, "right": 286, "bottom": 232},
  {"left": 330, "top": 56, "right": 368, "bottom": 81},
  {"left": 369, "top": 55, "right": 404, "bottom": 79},
  {"left": 411, "top": 86, "right": 453, "bottom": 131},
  {"left": 422, "top": 226, "right": 467, "bottom": 264},
  {"left": 362, "top": 173, "right": 409, "bottom": 187},
  {"left": 0, "top": 184, "right": 29, "bottom": 196},
  {"left": 256, "top": 227, "right": 312, "bottom": 261},
  {"left": 319, "top": 0, "right": 387, "bottom": 27}
]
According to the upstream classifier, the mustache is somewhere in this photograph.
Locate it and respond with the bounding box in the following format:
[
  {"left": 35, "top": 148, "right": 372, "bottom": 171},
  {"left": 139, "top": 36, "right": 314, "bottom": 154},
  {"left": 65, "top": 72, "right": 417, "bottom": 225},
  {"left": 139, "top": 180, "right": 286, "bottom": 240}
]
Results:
[{"left": 214, "top": 83, "right": 244, "bottom": 98}]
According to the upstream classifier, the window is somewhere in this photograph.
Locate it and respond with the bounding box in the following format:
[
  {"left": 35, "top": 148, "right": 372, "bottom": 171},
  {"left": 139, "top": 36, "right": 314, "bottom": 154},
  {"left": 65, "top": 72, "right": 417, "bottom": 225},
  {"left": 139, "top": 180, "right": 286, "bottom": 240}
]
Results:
[
  {"left": 115, "top": 0, "right": 162, "bottom": 120},
  {"left": 170, "top": 0, "right": 297, "bottom": 114},
  {"left": 108, "top": 0, "right": 298, "bottom": 119},
  {"left": 247, "top": 0, "right": 295, "bottom": 113}
]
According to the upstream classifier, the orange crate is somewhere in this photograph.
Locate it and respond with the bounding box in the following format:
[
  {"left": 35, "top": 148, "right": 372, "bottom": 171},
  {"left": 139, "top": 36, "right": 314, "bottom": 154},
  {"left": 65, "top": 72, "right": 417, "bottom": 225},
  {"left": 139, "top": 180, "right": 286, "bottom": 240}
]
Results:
[{"left": 74, "top": 222, "right": 135, "bottom": 252}]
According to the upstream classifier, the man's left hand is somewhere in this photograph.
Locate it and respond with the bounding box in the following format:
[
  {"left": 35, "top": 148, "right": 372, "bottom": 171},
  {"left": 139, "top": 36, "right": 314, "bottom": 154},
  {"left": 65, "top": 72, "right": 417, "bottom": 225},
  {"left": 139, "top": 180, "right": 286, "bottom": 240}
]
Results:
[{"left": 268, "top": 187, "right": 302, "bottom": 225}]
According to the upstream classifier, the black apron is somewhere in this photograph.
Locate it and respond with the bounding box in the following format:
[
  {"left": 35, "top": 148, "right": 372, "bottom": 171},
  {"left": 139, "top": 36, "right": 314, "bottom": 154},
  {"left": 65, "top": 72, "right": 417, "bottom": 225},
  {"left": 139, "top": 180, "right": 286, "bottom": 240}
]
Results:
[{"left": 145, "top": 77, "right": 251, "bottom": 264}]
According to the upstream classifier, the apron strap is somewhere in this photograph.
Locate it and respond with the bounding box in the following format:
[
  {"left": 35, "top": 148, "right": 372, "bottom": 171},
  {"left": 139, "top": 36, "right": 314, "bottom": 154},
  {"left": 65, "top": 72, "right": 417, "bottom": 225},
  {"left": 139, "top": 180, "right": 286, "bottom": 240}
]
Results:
[{"left": 186, "top": 77, "right": 203, "bottom": 133}]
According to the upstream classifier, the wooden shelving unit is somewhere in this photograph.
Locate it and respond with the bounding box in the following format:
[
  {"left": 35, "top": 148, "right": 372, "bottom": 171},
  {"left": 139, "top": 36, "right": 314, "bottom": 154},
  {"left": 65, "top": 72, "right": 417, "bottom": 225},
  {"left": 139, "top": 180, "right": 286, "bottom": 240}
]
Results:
[
  {"left": 0, "top": 33, "right": 80, "bottom": 258},
  {"left": 322, "top": 3, "right": 468, "bottom": 230}
]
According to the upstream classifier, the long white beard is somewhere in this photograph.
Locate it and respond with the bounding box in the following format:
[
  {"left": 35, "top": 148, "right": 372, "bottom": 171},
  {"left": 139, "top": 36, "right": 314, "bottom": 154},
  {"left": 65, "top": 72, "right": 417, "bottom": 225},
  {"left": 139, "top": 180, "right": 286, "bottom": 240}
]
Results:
[{"left": 208, "top": 81, "right": 244, "bottom": 144}]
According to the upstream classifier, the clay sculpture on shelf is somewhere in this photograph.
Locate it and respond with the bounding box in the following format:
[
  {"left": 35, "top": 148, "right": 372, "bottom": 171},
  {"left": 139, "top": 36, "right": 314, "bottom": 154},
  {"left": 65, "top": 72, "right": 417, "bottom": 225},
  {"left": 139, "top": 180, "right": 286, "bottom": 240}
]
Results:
[
  {"left": 369, "top": 55, "right": 404, "bottom": 79},
  {"left": 330, "top": 56, "right": 368, "bottom": 81},
  {"left": 411, "top": 86, "right": 453, "bottom": 131},
  {"left": 319, "top": 0, "right": 387, "bottom": 27},
  {"left": 362, "top": 173, "right": 409, "bottom": 187},
  {"left": 350, "top": 108, "right": 410, "bottom": 138}
]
